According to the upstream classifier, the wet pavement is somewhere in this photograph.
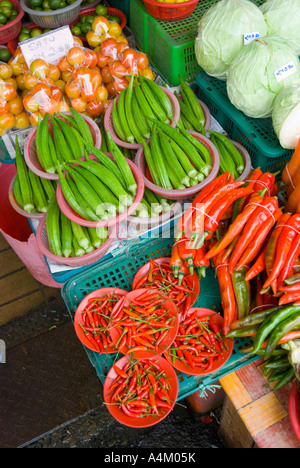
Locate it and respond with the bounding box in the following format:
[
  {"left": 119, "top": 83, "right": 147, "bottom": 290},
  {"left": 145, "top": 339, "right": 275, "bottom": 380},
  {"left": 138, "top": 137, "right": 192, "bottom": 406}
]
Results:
[{"left": 0, "top": 292, "right": 226, "bottom": 449}]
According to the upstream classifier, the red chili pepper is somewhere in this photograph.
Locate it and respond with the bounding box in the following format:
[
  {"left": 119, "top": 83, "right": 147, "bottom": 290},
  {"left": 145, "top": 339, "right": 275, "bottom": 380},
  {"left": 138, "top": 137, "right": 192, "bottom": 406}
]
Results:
[
  {"left": 253, "top": 172, "right": 276, "bottom": 195},
  {"left": 214, "top": 256, "right": 237, "bottom": 334},
  {"left": 176, "top": 237, "right": 196, "bottom": 273},
  {"left": 169, "top": 243, "right": 183, "bottom": 278},
  {"left": 277, "top": 233, "right": 300, "bottom": 290}
]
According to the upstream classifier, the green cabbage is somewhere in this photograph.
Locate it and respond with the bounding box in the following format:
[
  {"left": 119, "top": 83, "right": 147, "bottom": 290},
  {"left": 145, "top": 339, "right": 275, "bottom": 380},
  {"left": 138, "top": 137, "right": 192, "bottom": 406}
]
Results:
[
  {"left": 195, "top": 0, "right": 267, "bottom": 81},
  {"left": 227, "top": 35, "right": 300, "bottom": 118},
  {"left": 272, "top": 81, "right": 300, "bottom": 149},
  {"left": 260, "top": 0, "right": 300, "bottom": 56}
]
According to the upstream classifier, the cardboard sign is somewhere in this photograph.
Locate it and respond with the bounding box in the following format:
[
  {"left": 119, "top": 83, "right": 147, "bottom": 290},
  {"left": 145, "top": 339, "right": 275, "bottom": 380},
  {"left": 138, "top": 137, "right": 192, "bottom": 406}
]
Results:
[{"left": 20, "top": 26, "right": 75, "bottom": 67}]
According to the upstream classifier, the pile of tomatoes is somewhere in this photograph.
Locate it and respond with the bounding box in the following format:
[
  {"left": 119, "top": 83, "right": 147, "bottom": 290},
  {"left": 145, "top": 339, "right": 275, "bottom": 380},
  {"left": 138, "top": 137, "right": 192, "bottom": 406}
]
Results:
[{"left": 0, "top": 18, "right": 154, "bottom": 134}]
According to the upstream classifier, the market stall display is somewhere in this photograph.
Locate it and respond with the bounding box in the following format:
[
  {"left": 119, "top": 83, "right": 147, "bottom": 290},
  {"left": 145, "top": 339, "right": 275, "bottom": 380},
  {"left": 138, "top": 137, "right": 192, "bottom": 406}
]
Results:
[
  {"left": 1, "top": 0, "right": 300, "bottom": 443},
  {"left": 0, "top": 0, "right": 24, "bottom": 45}
]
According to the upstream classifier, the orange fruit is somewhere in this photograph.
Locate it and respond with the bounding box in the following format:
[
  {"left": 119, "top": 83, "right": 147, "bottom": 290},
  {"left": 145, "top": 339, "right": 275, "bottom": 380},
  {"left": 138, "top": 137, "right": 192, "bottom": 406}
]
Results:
[
  {"left": 86, "top": 30, "right": 102, "bottom": 48},
  {"left": 30, "top": 59, "right": 50, "bottom": 79},
  {"left": 92, "top": 16, "right": 110, "bottom": 35},
  {"left": 48, "top": 64, "right": 60, "bottom": 82},
  {"left": 8, "top": 96, "right": 23, "bottom": 115},
  {"left": 71, "top": 96, "right": 87, "bottom": 113},
  {"left": 14, "top": 111, "right": 30, "bottom": 129},
  {"left": 0, "top": 63, "right": 13, "bottom": 80},
  {"left": 94, "top": 84, "right": 108, "bottom": 102},
  {"left": 67, "top": 46, "right": 86, "bottom": 67},
  {"left": 0, "top": 112, "right": 15, "bottom": 129}
]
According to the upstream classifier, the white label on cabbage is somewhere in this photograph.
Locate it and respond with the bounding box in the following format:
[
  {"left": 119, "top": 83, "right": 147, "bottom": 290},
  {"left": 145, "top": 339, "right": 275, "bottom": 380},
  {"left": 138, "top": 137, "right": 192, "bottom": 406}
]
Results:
[
  {"left": 244, "top": 32, "right": 260, "bottom": 45},
  {"left": 20, "top": 26, "right": 75, "bottom": 67},
  {"left": 274, "top": 62, "right": 297, "bottom": 82}
]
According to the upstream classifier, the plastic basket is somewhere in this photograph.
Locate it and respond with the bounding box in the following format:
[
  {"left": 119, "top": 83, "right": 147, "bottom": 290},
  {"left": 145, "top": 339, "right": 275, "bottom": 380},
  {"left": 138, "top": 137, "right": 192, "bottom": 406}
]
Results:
[
  {"left": 129, "top": 0, "right": 265, "bottom": 86},
  {"left": 196, "top": 70, "right": 293, "bottom": 174},
  {"left": 8, "top": 174, "right": 45, "bottom": 220},
  {"left": 20, "top": 0, "right": 83, "bottom": 29},
  {"left": 143, "top": 0, "right": 199, "bottom": 21},
  {"left": 0, "top": 0, "right": 24, "bottom": 45},
  {"left": 61, "top": 230, "right": 259, "bottom": 401}
]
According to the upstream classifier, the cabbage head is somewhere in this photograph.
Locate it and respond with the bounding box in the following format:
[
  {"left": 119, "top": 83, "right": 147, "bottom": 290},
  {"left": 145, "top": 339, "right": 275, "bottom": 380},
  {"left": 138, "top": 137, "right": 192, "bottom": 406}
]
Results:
[
  {"left": 260, "top": 0, "right": 300, "bottom": 56},
  {"left": 227, "top": 35, "right": 300, "bottom": 118},
  {"left": 195, "top": 0, "right": 268, "bottom": 81},
  {"left": 272, "top": 81, "right": 300, "bottom": 149}
]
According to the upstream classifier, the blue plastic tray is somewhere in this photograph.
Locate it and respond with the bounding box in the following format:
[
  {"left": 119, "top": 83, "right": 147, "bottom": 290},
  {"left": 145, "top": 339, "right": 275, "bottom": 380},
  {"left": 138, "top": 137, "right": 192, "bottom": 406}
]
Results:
[{"left": 61, "top": 230, "right": 258, "bottom": 401}]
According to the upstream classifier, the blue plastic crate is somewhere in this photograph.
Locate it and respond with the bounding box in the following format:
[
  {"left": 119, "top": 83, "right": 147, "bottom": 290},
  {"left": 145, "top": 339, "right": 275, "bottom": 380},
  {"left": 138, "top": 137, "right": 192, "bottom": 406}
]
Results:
[{"left": 61, "top": 231, "right": 258, "bottom": 401}]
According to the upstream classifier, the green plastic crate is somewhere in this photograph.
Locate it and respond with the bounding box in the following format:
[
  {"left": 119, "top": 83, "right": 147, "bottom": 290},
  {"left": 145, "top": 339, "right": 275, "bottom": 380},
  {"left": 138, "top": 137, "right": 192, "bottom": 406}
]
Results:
[
  {"left": 196, "top": 70, "right": 293, "bottom": 173},
  {"left": 62, "top": 231, "right": 258, "bottom": 401},
  {"left": 130, "top": 0, "right": 265, "bottom": 87}
]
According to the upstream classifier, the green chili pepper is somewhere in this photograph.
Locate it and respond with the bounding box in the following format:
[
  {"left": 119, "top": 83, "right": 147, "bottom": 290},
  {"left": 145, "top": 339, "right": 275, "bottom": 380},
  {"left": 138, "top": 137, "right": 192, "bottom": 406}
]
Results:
[
  {"left": 230, "top": 306, "right": 282, "bottom": 330},
  {"left": 264, "top": 312, "right": 300, "bottom": 360},
  {"left": 251, "top": 305, "right": 300, "bottom": 355},
  {"left": 232, "top": 267, "right": 251, "bottom": 319},
  {"left": 273, "top": 367, "right": 295, "bottom": 390},
  {"left": 226, "top": 325, "right": 259, "bottom": 338}
]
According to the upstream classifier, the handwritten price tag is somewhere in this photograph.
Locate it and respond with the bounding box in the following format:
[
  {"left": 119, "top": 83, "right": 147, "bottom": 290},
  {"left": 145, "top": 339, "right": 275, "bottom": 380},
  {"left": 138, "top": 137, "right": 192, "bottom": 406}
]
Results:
[
  {"left": 244, "top": 32, "right": 260, "bottom": 45},
  {"left": 274, "top": 61, "right": 297, "bottom": 82},
  {"left": 20, "top": 26, "right": 75, "bottom": 67}
]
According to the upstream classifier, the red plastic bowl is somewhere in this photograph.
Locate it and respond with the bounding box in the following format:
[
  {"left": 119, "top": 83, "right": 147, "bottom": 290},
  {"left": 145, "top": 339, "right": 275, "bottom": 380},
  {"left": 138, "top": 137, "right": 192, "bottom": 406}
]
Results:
[
  {"left": 24, "top": 112, "right": 102, "bottom": 181},
  {"left": 144, "top": 0, "right": 199, "bottom": 21},
  {"left": 74, "top": 287, "right": 127, "bottom": 354},
  {"left": 109, "top": 288, "right": 180, "bottom": 359},
  {"left": 104, "top": 86, "right": 181, "bottom": 151},
  {"left": 0, "top": 0, "right": 24, "bottom": 45},
  {"left": 164, "top": 307, "right": 234, "bottom": 376},
  {"left": 8, "top": 174, "right": 45, "bottom": 220},
  {"left": 134, "top": 131, "right": 220, "bottom": 200},
  {"left": 103, "top": 354, "right": 179, "bottom": 428},
  {"left": 36, "top": 214, "right": 117, "bottom": 268},
  {"left": 70, "top": 6, "right": 127, "bottom": 43},
  {"left": 56, "top": 153, "right": 144, "bottom": 228},
  {"left": 289, "top": 380, "right": 300, "bottom": 442},
  {"left": 132, "top": 257, "right": 200, "bottom": 317}
]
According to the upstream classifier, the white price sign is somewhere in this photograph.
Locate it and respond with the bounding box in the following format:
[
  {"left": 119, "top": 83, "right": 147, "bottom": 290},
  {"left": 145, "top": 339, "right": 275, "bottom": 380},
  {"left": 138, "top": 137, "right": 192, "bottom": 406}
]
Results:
[
  {"left": 20, "top": 26, "right": 75, "bottom": 67},
  {"left": 274, "top": 61, "right": 297, "bottom": 82},
  {"left": 244, "top": 32, "right": 260, "bottom": 45}
]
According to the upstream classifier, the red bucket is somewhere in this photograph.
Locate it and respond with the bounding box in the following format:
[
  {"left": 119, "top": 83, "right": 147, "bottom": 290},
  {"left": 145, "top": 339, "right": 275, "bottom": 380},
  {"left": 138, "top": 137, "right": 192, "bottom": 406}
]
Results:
[
  {"left": 0, "top": 0, "right": 24, "bottom": 45},
  {"left": 143, "top": 0, "right": 199, "bottom": 21}
]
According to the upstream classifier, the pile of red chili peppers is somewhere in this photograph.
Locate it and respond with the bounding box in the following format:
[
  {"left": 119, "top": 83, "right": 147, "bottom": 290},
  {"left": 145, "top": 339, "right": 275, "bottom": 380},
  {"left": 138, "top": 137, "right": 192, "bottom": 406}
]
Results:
[
  {"left": 167, "top": 311, "right": 229, "bottom": 371},
  {"left": 108, "top": 358, "right": 173, "bottom": 418},
  {"left": 78, "top": 291, "right": 125, "bottom": 353},
  {"left": 133, "top": 258, "right": 198, "bottom": 320},
  {"left": 111, "top": 289, "right": 177, "bottom": 355}
]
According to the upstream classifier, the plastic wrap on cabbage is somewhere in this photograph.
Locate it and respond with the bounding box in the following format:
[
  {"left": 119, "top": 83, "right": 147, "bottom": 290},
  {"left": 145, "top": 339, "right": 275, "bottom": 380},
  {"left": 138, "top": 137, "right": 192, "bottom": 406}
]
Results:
[
  {"left": 260, "top": 0, "right": 300, "bottom": 56},
  {"left": 272, "top": 81, "right": 300, "bottom": 149},
  {"left": 227, "top": 35, "right": 300, "bottom": 119},
  {"left": 286, "top": 340, "right": 300, "bottom": 402},
  {"left": 195, "top": 0, "right": 267, "bottom": 81}
]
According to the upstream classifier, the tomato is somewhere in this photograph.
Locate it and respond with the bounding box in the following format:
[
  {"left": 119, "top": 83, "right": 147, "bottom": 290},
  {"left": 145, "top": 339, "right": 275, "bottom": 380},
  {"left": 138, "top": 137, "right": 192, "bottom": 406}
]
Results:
[
  {"left": 113, "top": 77, "right": 129, "bottom": 93},
  {"left": 101, "top": 65, "right": 114, "bottom": 84},
  {"left": 94, "top": 84, "right": 108, "bottom": 102},
  {"left": 67, "top": 47, "right": 85, "bottom": 66},
  {"left": 30, "top": 59, "right": 50, "bottom": 79},
  {"left": 65, "top": 79, "right": 81, "bottom": 99},
  {"left": 86, "top": 30, "right": 101, "bottom": 48},
  {"left": 0, "top": 82, "right": 16, "bottom": 101},
  {"left": 0, "top": 63, "right": 12, "bottom": 80},
  {"left": 100, "top": 37, "right": 119, "bottom": 60},
  {"left": 24, "top": 73, "right": 38, "bottom": 90},
  {"left": 48, "top": 64, "right": 60, "bottom": 81},
  {"left": 71, "top": 96, "right": 87, "bottom": 112},
  {"left": 0, "top": 98, "right": 9, "bottom": 114},
  {"left": 109, "top": 60, "right": 127, "bottom": 79},
  {"left": 58, "top": 56, "right": 72, "bottom": 72},
  {"left": 92, "top": 15, "right": 110, "bottom": 35},
  {"left": 8, "top": 96, "right": 23, "bottom": 115},
  {"left": 96, "top": 51, "right": 109, "bottom": 68},
  {"left": 105, "top": 80, "right": 117, "bottom": 98},
  {"left": 108, "top": 22, "right": 122, "bottom": 38},
  {"left": 14, "top": 111, "right": 30, "bottom": 129},
  {"left": 0, "top": 112, "right": 15, "bottom": 129},
  {"left": 87, "top": 98, "right": 104, "bottom": 117},
  {"left": 137, "top": 52, "right": 149, "bottom": 70},
  {"left": 142, "top": 67, "right": 155, "bottom": 81},
  {"left": 84, "top": 49, "right": 98, "bottom": 68}
]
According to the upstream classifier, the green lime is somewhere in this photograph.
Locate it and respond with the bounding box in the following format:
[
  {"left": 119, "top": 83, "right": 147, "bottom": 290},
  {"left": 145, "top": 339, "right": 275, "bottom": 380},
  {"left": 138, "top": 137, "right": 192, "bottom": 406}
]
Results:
[
  {"left": 21, "top": 26, "right": 31, "bottom": 34},
  {"left": 34, "top": 6, "right": 43, "bottom": 10},
  {"left": 43, "top": 28, "right": 51, "bottom": 33},
  {"left": 1, "top": 6, "right": 13, "bottom": 18},
  {"left": 59, "top": 0, "right": 67, "bottom": 8},
  {"left": 42, "top": 0, "right": 50, "bottom": 8},
  {"left": 85, "top": 15, "right": 94, "bottom": 24},
  {"left": 95, "top": 4, "right": 108, "bottom": 16},
  {"left": 0, "top": 0, "right": 13, "bottom": 9},
  {"left": 71, "top": 25, "right": 82, "bottom": 36},
  {"left": 79, "top": 14, "right": 88, "bottom": 23},
  {"left": 108, "top": 15, "right": 120, "bottom": 24},
  {"left": 31, "top": 28, "right": 43, "bottom": 37},
  {"left": 0, "top": 12, "right": 7, "bottom": 24},
  {"left": 0, "top": 47, "right": 12, "bottom": 62},
  {"left": 80, "top": 22, "right": 91, "bottom": 34},
  {"left": 49, "top": 0, "right": 60, "bottom": 9},
  {"left": 18, "top": 32, "right": 31, "bottom": 42},
  {"left": 29, "top": 0, "right": 43, "bottom": 6}
]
